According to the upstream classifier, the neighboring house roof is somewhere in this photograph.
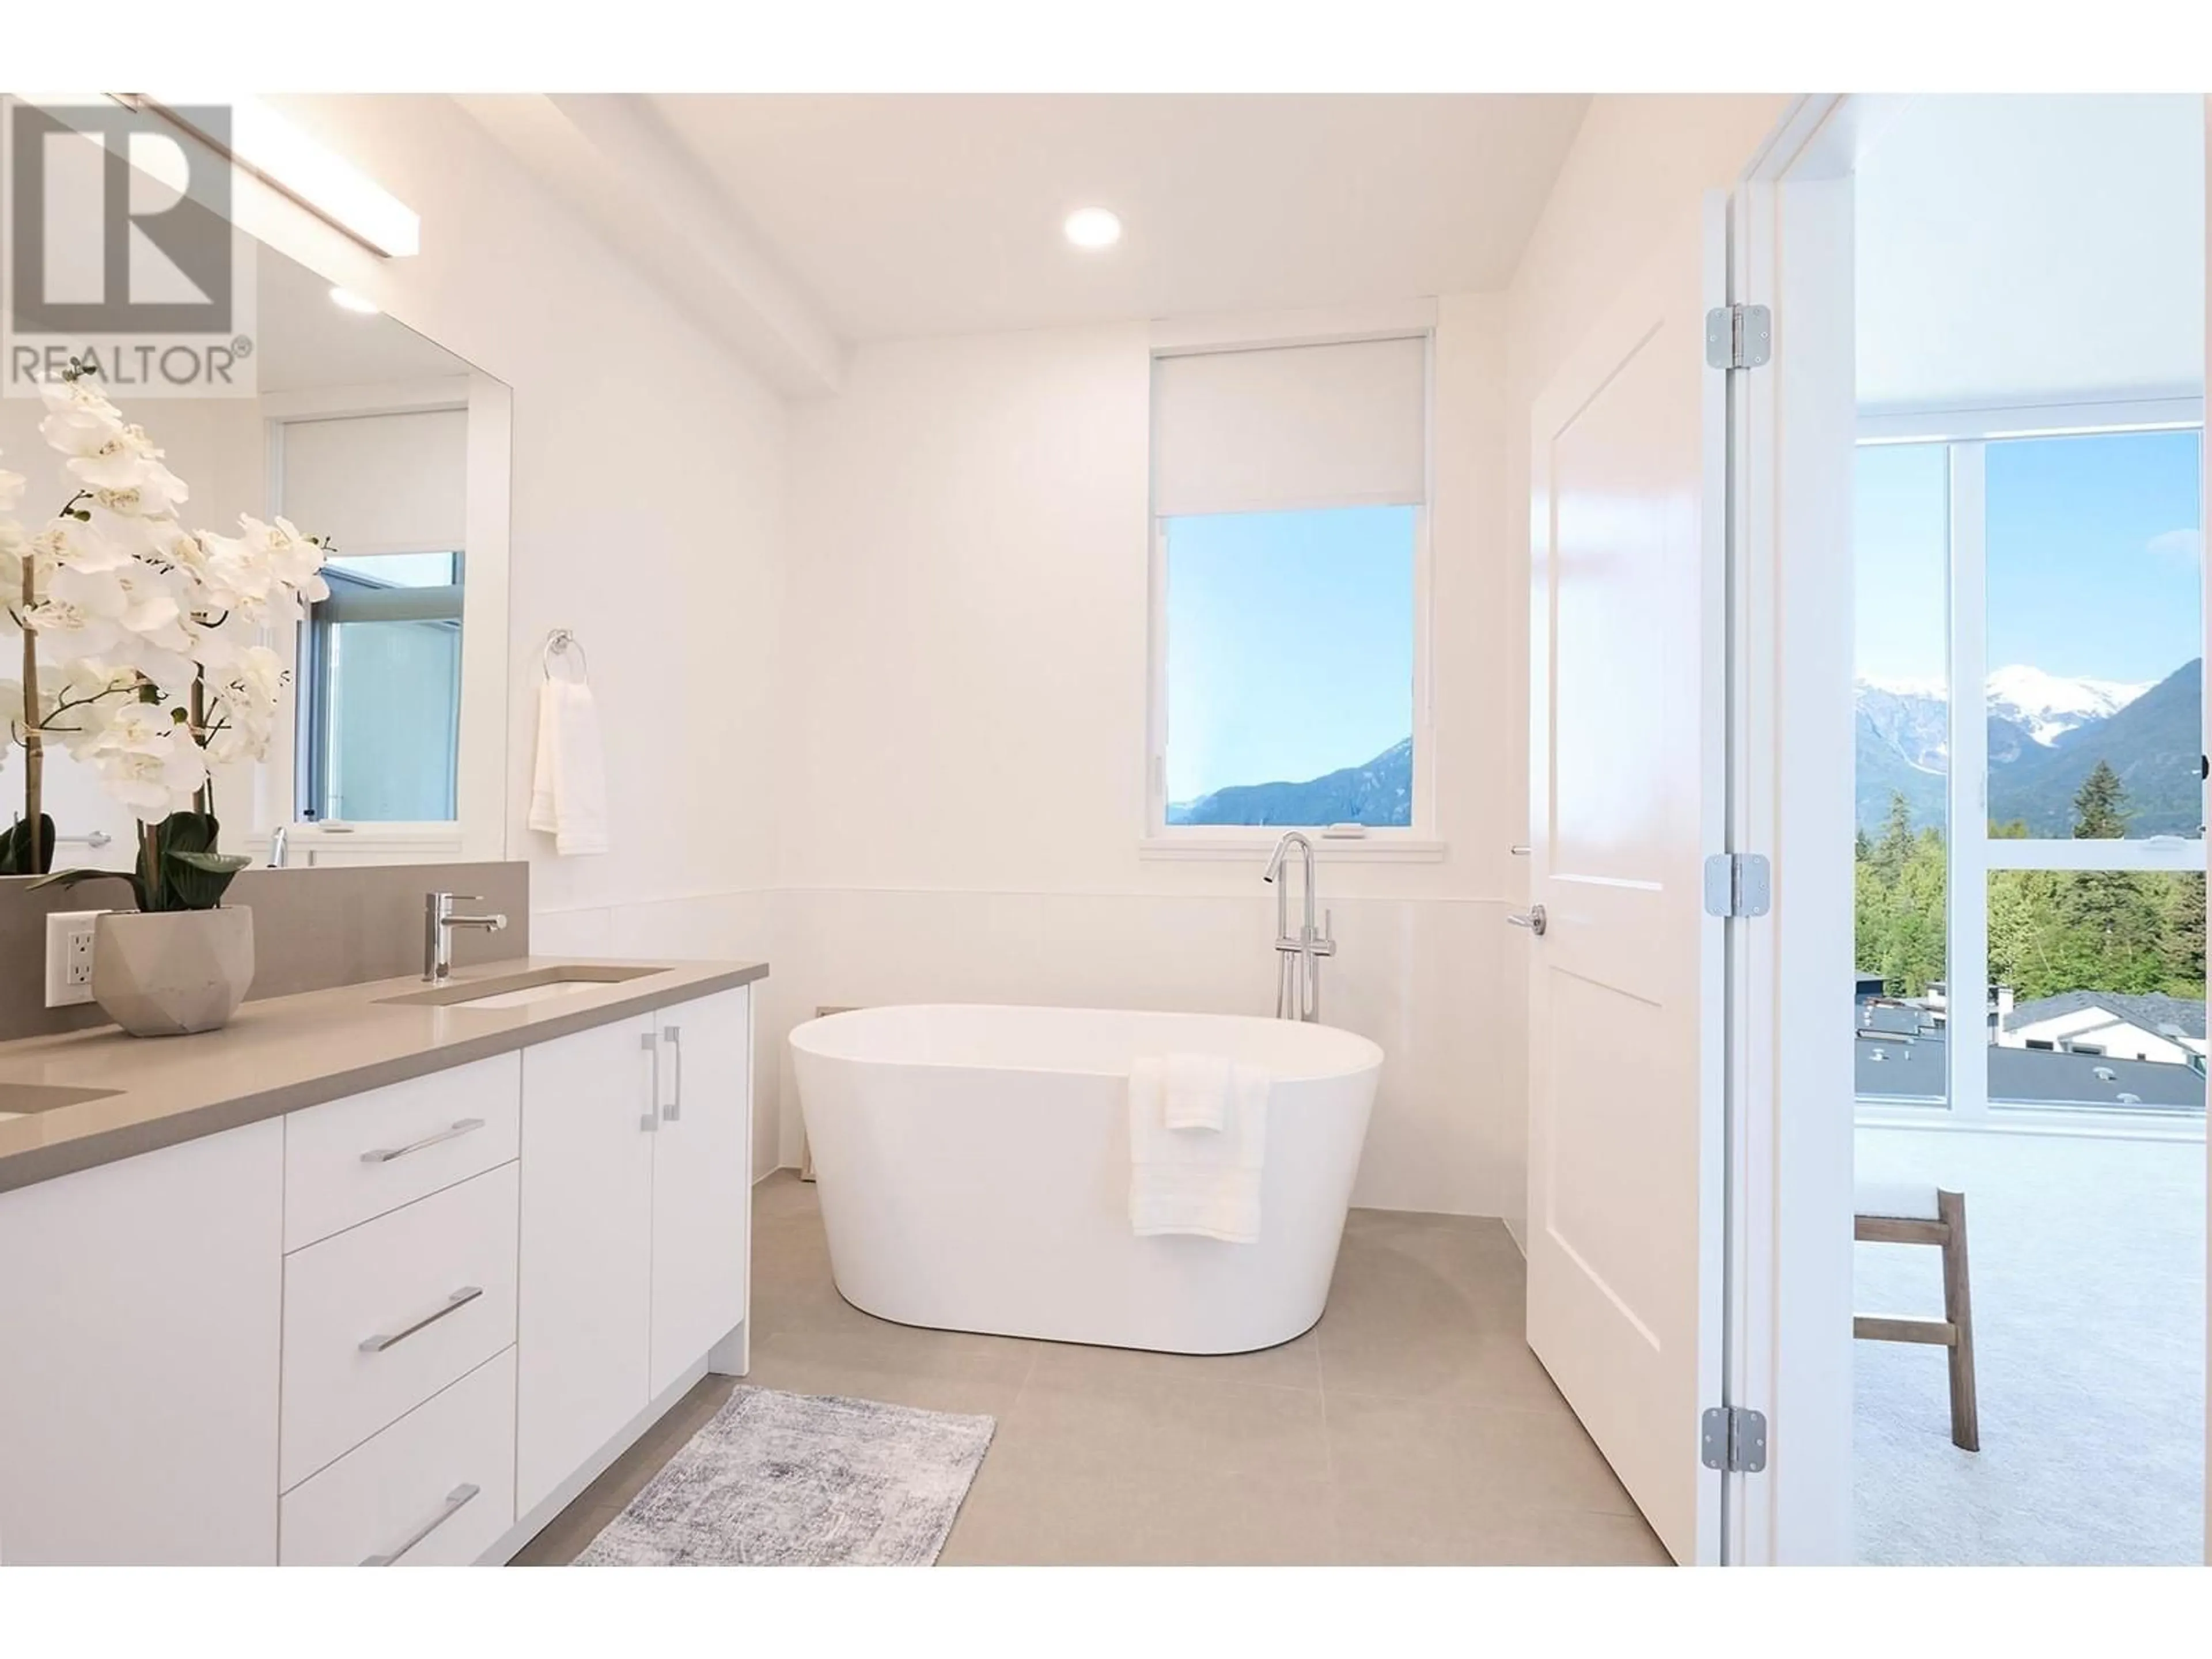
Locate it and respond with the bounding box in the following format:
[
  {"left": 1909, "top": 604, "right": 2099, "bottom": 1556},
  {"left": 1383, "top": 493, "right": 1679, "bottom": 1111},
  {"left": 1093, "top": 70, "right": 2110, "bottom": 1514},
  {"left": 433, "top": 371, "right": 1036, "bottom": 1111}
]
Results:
[
  {"left": 1855, "top": 1031, "right": 2205, "bottom": 1111},
  {"left": 2001, "top": 990, "right": 2207, "bottom": 1042}
]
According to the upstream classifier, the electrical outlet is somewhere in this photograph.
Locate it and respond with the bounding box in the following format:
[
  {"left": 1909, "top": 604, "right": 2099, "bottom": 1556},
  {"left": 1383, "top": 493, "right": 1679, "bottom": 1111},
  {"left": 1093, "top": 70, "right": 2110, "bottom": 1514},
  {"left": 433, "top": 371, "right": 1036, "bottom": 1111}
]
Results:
[{"left": 44, "top": 910, "right": 104, "bottom": 1009}]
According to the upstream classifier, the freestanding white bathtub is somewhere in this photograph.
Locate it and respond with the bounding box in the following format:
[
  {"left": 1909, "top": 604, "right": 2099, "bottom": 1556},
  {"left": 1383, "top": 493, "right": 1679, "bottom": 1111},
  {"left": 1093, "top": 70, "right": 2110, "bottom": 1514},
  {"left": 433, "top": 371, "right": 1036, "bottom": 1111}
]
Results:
[{"left": 789, "top": 1005, "right": 1382, "bottom": 1354}]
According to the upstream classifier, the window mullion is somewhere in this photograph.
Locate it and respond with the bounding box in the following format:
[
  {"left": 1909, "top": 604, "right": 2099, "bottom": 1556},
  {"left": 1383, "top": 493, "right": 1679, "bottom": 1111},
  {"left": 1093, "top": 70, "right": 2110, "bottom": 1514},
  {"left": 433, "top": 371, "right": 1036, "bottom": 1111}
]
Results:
[{"left": 1948, "top": 441, "right": 1991, "bottom": 1123}]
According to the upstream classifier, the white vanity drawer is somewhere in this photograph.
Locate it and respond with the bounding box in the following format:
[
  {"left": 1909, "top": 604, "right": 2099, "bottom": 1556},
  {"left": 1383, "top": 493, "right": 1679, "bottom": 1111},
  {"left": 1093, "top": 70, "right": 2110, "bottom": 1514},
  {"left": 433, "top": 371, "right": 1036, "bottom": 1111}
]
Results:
[
  {"left": 281, "top": 1347, "right": 517, "bottom": 1566},
  {"left": 281, "top": 1162, "right": 519, "bottom": 1490},
  {"left": 283, "top": 1055, "right": 521, "bottom": 1251}
]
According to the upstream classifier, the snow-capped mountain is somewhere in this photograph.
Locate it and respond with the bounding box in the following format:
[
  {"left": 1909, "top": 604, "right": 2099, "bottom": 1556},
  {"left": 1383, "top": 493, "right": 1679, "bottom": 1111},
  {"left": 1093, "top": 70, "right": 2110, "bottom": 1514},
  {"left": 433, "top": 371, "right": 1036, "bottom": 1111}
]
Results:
[
  {"left": 1854, "top": 661, "right": 2199, "bottom": 837},
  {"left": 1983, "top": 664, "right": 2152, "bottom": 747},
  {"left": 1857, "top": 667, "right": 2153, "bottom": 748}
]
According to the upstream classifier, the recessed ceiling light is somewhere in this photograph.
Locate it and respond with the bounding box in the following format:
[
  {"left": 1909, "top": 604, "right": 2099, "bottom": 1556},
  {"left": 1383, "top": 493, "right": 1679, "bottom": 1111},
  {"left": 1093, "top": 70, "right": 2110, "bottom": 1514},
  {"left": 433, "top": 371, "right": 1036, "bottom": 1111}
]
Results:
[
  {"left": 328, "top": 286, "right": 380, "bottom": 315},
  {"left": 1063, "top": 207, "right": 1122, "bottom": 249}
]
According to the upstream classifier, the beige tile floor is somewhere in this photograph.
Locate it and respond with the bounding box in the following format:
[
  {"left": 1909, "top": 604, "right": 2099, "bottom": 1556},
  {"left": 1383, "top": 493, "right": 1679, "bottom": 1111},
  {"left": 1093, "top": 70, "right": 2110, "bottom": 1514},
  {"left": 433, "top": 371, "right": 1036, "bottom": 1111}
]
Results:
[{"left": 512, "top": 1172, "right": 1668, "bottom": 1566}]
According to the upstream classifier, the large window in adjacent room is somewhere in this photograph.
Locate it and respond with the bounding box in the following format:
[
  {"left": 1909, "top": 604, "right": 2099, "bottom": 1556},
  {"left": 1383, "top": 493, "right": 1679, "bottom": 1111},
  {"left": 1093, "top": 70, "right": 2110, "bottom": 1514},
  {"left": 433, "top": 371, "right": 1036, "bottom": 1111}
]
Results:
[
  {"left": 1147, "top": 334, "right": 1431, "bottom": 841},
  {"left": 1853, "top": 416, "right": 2206, "bottom": 1120}
]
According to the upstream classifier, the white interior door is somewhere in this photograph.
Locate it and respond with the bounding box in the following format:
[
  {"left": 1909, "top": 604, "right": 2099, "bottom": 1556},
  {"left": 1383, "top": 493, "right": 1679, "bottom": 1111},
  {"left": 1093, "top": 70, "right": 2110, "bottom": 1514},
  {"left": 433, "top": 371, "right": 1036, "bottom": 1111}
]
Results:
[{"left": 1524, "top": 195, "right": 1731, "bottom": 1566}]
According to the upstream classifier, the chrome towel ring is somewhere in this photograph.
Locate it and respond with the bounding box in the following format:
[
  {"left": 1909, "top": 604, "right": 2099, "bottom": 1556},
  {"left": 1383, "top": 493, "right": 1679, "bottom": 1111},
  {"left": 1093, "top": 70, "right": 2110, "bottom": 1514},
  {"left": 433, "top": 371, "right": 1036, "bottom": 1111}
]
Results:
[{"left": 542, "top": 628, "right": 589, "bottom": 683}]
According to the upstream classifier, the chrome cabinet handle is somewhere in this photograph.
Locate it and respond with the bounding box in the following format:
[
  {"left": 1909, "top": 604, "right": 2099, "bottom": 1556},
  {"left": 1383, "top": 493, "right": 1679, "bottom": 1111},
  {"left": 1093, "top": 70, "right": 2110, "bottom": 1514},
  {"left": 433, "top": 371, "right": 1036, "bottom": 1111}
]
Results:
[
  {"left": 639, "top": 1031, "right": 660, "bottom": 1132},
  {"left": 359, "top": 1286, "right": 483, "bottom": 1353},
  {"left": 1510, "top": 844, "right": 1532, "bottom": 856},
  {"left": 1506, "top": 904, "right": 1548, "bottom": 937},
  {"left": 361, "top": 1483, "right": 480, "bottom": 1566},
  {"left": 360, "top": 1118, "right": 486, "bottom": 1165},
  {"left": 662, "top": 1025, "right": 683, "bottom": 1123}
]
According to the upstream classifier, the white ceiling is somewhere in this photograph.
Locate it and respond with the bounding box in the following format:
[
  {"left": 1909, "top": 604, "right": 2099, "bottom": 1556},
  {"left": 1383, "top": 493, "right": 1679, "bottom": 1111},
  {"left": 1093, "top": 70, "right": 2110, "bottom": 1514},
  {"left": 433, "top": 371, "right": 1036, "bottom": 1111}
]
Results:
[
  {"left": 1856, "top": 95, "right": 2206, "bottom": 412},
  {"left": 637, "top": 95, "right": 1592, "bottom": 341}
]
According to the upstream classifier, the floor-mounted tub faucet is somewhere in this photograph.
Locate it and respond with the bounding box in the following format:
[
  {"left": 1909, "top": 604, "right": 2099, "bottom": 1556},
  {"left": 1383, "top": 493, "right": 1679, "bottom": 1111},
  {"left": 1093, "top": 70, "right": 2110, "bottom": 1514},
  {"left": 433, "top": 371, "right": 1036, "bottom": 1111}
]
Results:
[{"left": 1263, "top": 831, "right": 1335, "bottom": 1022}]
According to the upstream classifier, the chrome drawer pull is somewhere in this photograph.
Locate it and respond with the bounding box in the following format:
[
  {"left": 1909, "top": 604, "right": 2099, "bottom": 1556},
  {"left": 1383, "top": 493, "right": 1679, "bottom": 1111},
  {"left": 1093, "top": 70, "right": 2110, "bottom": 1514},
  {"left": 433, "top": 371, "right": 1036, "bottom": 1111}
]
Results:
[
  {"left": 360, "top": 1118, "right": 487, "bottom": 1165},
  {"left": 361, "top": 1482, "right": 480, "bottom": 1566},
  {"left": 358, "top": 1286, "right": 483, "bottom": 1353}
]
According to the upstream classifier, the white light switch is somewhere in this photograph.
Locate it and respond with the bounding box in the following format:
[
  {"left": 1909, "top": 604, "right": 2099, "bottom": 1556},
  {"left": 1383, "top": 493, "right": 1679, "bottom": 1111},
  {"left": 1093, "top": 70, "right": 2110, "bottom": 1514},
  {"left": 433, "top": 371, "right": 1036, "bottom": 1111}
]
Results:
[{"left": 44, "top": 910, "right": 105, "bottom": 1008}]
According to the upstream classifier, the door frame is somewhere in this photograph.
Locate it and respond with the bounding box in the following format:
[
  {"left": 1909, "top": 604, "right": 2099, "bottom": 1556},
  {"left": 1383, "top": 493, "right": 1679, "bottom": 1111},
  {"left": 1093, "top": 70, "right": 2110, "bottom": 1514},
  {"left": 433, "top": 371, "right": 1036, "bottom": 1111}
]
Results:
[{"left": 1733, "top": 92, "right": 2212, "bottom": 1567}]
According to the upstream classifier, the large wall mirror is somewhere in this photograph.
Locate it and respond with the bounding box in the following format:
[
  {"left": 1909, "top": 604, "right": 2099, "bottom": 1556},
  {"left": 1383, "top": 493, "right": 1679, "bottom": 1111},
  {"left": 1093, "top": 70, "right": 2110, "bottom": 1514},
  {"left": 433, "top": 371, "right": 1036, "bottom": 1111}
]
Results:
[{"left": 1, "top": 138, "right": 511, "bottom": 872}]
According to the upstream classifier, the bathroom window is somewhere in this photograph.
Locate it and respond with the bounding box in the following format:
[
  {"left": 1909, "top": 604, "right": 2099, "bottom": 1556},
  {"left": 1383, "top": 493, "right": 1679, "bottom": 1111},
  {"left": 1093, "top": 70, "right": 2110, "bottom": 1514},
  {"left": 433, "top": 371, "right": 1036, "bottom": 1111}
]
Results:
[{"left": 1147, "top": 334, "right": 1433, "bottom": 843}]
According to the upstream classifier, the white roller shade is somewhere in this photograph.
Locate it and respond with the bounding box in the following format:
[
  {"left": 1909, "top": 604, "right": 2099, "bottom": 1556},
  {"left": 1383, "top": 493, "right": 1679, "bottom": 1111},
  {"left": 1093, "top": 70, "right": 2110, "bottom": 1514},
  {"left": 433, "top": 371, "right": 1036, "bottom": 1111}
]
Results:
[
  {"left": 1152, "top": 335, "right": 1427, "bottom": 518},
  {"left": 279, "top": 409, "right": 467, "bottom": 551}
]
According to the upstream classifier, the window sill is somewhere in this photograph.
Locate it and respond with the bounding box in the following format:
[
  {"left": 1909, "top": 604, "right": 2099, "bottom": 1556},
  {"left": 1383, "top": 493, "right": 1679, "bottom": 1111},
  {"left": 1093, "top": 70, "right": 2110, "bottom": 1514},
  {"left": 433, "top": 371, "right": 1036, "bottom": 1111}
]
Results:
[{"left": 1138, "top": 836, "right": 1447, "bottom": 863}]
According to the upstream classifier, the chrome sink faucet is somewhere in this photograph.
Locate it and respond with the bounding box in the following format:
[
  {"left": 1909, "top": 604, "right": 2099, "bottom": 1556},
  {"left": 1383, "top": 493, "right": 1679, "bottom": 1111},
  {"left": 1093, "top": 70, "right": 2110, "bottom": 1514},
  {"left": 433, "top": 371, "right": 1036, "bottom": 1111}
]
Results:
[
  {"left": 423, "top": 891, "right": 509, "bottom": 983},
  {"left": 1263, "top": 831, "right": 1336, "bottom": 1022}
]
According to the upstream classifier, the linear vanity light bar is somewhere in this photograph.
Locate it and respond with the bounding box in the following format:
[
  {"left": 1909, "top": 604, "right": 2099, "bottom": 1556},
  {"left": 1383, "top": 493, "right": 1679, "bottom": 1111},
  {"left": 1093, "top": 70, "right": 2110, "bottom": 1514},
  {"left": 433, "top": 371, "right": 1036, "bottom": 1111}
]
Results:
[{"left": 108, "top": 93, "right": 421, "bottom": 259}]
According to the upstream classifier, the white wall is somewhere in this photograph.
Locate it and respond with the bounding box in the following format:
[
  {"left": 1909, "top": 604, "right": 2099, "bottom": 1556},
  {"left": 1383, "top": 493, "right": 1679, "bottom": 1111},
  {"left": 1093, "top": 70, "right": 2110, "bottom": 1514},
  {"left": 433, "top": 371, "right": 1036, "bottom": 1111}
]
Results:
[
  {"left": 777, "top": 296, "right": 1528, "bottom": 1215},
  {"left": 261, "top": 97, "right": 790, "bottom": 1175}
]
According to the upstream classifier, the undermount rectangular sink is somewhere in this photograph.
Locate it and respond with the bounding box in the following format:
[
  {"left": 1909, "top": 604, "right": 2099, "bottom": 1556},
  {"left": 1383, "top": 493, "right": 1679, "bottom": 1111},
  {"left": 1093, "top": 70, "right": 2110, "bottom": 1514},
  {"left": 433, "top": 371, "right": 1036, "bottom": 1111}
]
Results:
[
  {"left": 377, "top": 964, "right": 668, "bottom": 1011},
  {"left": 0, "top": 1082, "right": 124, "bottom": 1120}
]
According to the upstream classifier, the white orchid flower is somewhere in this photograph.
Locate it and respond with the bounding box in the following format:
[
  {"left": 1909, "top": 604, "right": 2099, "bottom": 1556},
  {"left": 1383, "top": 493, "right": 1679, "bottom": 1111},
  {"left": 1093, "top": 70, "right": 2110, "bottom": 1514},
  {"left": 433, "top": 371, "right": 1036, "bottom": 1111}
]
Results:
[
  {"left": 40, "top": 517, "right": 134, "bottom": 574},
  {"left": 31, "top": 558, "right": 192, "bottom": 668},
  {"left": 88, "top": 465, "right": 190, "bottom": 519},
  {"left": 70, "top": 696, "right": 207, "bottom": 821},
  {"left": 0, "top": 519, "right": 31, "bottom": 593},
  {"left": 35, "top": 377, "right": 126, "bottom": 458},
  {"left": 244, "top": 514, "right": 331, "bottom": 604},
  {"left": 203, "top": 644, "right": 285, "bottom": 764}
]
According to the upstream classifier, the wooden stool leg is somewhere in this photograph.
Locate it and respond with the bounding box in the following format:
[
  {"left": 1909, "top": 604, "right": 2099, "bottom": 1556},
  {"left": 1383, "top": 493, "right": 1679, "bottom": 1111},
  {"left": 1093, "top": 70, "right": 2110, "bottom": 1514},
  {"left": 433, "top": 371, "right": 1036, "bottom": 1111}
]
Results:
[{"left": 1937, "top": 1188, "right": 1979, "bottom": 1452}]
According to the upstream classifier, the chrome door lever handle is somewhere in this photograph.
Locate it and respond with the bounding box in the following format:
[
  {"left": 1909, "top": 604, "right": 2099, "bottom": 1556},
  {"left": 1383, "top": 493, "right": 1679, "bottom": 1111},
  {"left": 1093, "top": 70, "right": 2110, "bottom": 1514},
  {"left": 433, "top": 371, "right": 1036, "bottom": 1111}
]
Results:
[{"left": 1506, "top": 904, "right": 1548, "bottom": 937}]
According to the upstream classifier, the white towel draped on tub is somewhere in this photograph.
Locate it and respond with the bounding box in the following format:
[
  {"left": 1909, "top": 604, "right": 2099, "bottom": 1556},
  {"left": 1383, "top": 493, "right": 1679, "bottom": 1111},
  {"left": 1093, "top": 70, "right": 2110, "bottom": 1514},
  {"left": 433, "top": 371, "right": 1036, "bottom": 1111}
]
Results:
[
  {"left": 529, "top": 678, "right": 610, "bottom": 855},
  {"left": 1128, "top": 1055, "right": 1270, "bottom": 1243},
  {"left": 1161, "top": 1052, "right": 1234, "bottom": 1131}
]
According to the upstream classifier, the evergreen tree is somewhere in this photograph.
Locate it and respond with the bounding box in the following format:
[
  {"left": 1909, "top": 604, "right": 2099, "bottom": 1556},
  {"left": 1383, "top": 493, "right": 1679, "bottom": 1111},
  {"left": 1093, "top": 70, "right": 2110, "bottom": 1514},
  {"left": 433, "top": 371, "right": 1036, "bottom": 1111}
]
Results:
[
  {"left": 2071, "top": 760, "right": 2131, "bottom": 839},
  {"left": 1858, "top": 764, "right": 2203, "bottom": 1012}
]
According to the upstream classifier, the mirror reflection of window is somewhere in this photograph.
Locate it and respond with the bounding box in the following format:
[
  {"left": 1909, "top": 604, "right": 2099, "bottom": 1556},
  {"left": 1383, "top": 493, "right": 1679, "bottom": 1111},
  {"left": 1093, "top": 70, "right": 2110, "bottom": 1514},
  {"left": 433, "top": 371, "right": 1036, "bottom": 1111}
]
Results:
[
  {"left": 276, "top": 406, "right": 469, "bottom": 825},
  {"left": 299, "top": 552, "right": 464, "bottom": 823}
]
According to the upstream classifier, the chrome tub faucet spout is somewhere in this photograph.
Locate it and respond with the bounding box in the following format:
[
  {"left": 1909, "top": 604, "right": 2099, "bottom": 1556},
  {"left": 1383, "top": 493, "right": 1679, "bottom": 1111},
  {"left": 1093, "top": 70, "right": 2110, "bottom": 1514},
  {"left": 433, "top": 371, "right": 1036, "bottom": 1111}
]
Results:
[{"left": 1263, "top": 831, "right": 1335, "bottom": 1022}]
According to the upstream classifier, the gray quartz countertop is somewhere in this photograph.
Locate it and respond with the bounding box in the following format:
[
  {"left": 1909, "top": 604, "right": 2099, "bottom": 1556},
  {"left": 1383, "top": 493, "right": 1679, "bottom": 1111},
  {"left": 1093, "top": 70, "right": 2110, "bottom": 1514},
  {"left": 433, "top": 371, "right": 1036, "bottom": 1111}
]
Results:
[{"left": 0, "top": 956, "right": 769, "bottom": 1195}]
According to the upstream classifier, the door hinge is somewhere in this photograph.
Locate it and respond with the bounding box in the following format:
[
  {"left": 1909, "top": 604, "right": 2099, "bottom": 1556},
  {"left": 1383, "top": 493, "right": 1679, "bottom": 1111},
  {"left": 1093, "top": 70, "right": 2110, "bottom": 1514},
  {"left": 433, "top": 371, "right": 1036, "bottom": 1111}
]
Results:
[
  {"left": 1705, "top": 304, "right": 1772, "bottom": 370},
  {"left": 1703, "top": 852, "right": 1771, "bottom": 919},
  {"left": 1701, "top": 1405, "right": 1768, "bottom": 1473}
]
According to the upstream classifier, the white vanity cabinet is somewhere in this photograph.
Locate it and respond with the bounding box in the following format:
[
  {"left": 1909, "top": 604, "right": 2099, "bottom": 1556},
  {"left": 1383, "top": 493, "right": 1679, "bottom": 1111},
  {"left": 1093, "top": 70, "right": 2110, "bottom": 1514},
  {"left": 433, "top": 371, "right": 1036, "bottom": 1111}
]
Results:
[
  {"left": 515, "top": 1013, "right": 659, "bottom": 1514},
  {"left": 0, "top": 976, "right": 755, "bottom": 1566},
  {"left": 0, "top": 1120, "right": 285, "bottom": 1566},
  {"left": 647, "top": 986, "right": 754, "bottom": 1396},
  {"left": 516, "top": 986, "right": 754, "bottom": 1514}
]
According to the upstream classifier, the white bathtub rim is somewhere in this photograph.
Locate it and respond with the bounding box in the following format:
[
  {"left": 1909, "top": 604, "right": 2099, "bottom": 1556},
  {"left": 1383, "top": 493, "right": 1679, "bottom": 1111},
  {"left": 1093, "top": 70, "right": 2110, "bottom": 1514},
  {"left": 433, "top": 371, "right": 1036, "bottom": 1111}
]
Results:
[{"left": 788, "top": 1001, "right": 1384, "bottom": 1084}]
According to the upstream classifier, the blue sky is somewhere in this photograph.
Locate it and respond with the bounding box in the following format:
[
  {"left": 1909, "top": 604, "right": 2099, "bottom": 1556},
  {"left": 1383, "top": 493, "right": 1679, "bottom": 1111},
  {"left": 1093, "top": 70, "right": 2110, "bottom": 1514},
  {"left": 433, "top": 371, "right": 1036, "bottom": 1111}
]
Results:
[
  {"left": 1855, "top": 430, "right": 2203, "bottom": 687},
  {"left": 1165, "top": 506, "right": 1414, "bottom": 801}
]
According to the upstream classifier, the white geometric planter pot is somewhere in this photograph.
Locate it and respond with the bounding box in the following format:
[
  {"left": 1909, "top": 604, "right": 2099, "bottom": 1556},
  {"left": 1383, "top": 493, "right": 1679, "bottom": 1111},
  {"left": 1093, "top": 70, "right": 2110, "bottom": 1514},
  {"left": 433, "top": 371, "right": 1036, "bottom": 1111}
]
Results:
[{"left": 92, "top": 906, "right": 256, "bottom": 1037}]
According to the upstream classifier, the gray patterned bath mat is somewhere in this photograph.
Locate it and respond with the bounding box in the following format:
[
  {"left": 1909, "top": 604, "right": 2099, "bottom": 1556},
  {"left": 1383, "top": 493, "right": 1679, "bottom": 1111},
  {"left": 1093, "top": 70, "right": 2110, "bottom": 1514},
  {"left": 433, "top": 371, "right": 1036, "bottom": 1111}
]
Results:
[{"left": 575, "top": 1387, "right": 995, "bottom": 1566}]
